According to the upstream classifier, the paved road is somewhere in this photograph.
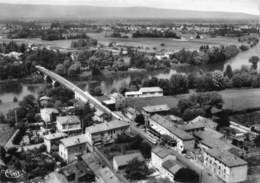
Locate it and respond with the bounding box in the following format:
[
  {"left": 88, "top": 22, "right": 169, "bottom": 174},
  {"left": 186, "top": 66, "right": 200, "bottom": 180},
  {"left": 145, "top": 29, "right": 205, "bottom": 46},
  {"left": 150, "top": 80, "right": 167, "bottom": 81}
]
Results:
[{"left": 35, "top": 65, "right": 122, "bottom": 120}]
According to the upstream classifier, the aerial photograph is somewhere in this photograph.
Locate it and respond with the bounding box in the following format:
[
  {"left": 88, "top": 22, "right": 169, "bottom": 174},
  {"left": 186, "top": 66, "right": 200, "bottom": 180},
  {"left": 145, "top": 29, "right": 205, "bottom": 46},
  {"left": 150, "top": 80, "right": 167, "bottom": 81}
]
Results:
[{"left": 0, "top": 0, "right": 259, "bottom": 182}]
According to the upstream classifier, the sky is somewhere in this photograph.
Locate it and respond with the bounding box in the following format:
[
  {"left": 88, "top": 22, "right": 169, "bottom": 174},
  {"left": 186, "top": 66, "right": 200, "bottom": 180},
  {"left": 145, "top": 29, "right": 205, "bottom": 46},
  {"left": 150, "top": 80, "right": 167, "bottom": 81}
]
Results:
[{"left": 0, "top": 0, "right": 259, "bottom": 15}]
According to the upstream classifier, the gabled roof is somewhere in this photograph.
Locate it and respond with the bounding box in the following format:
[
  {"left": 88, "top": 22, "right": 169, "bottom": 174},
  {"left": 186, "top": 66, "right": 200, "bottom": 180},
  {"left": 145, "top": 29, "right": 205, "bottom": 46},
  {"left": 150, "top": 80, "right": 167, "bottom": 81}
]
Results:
[
  {"left": 113, "top": 152, "right": 144, "bottom": 168},
  {"left": 57, "top": 115, "right": 80, "bottom": 124},
  {"left": 143, "top": 104, "right": 170, "bottom": 113},
  {"left": 152, "top": 146, "right": 175, "bottom": 159},
  {"left": 86, "top": 120, "right": 129, "bottom": 135},
  {"left": 139, "top": 87, "right": 163, "bottom": 93},
  {"left": 162, "top": 159, "right": 184, "bottom": 175}
]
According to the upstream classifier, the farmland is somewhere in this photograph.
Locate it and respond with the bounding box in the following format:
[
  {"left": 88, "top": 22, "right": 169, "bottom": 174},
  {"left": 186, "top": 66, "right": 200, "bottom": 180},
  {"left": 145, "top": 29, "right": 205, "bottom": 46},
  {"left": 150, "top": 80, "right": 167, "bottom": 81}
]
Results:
[{"left": 88, "top": 32, "right": 241, "bottom": 51}]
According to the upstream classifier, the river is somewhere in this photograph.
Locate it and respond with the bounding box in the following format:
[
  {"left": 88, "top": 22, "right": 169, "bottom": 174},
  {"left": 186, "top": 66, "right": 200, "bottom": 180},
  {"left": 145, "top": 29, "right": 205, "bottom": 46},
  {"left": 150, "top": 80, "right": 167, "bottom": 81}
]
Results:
[{"left": 0, "top": 42, "right": 259, "bottom": 114}]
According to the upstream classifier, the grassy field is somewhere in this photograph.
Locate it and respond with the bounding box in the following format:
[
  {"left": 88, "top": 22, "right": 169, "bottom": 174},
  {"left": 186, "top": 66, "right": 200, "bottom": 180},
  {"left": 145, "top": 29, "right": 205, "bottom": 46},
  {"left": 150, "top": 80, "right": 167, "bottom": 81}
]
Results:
[
  {"left": 88, "top": 32, "right": 240, "bottom": 51},
  {"left": 219, "top": 88, "right": 260, "bottom": 111},
  {"left": 0, "top": 123, "right": 14, "bottom": 146},
  {"left": 126, "top": 88, "right": 260, "bottom": 112},
  {"left": 126, "top": 96, "right": 180, "bottom": 111}
]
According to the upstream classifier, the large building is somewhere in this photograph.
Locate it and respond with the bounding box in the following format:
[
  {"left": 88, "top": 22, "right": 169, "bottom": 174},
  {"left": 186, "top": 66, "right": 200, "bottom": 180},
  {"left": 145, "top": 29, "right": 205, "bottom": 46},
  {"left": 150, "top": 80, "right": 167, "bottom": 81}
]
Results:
[
  {"left": 125, "top": 87, "right": 163, "bottom": 98},
  {"left": 85, "top": 120, "right": 130, "bottom": 148},
  {"left": 56, "top": 115, "right": 82, "bottom": 134},
  {"left": 149, "top": 114, "right": 195, "bottom": 152},
  {"left": 203, "top": 149, "right": 248, "bottom": 183},
  {"left": 40, "top": 108, "right": 59, "bottom": 123},
  {"left": 59, "top": 134, "right": 88, "bottom": 163}
]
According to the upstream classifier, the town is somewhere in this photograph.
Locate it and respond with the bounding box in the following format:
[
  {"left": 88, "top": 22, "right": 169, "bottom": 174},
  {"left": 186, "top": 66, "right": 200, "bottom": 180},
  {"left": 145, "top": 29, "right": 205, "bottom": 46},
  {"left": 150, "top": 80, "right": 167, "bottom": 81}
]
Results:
[{"left": 0, "top": 1, "right": 260, "bottom": 183}]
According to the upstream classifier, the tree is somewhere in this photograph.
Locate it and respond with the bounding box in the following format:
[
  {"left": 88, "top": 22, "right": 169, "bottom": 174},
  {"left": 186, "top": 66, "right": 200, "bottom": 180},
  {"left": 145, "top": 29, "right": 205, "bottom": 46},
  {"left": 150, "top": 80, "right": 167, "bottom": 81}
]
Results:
[
  {"left": 254, "top": 135, "right": 260, "bottom": 147},
  {"left": 174, "top": 168, "right": 199, "bottom": 183},
  {"left": 170, "top": 74, "right": 189, "bottom": 94},
  {"left": 55, "top": 63, "right": 65, "bottom": 76},
  {"left": 135, "top": 114, "right": 145, "bottom": 125},
  {"left": 224, "top": 65, "right": 233, "bottom": 79},
  {"left": 211, "top": 71, "right": 224, "bottom": 90},
  {"left": 68, "top": 61, "right": 81, "bottom": 77},
  {"left": 249, "top": 56, "right": 260, "bottom": 70},
  {"left": 125, "top": 158, "right": 149, "bottom": 180}
]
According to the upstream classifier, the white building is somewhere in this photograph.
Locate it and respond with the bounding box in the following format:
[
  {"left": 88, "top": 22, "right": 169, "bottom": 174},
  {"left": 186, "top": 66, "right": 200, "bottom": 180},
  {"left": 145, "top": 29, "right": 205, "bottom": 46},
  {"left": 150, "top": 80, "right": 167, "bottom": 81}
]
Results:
[
  {"left": 85, "top": 120, "right": 130, "bottom": 148},
  {"left": 203, "top": 149, "right": 248, "bottom": 183},
  {"left": 149, "top": 114, "right": 195, "bottom": 152},
  {"left": 40, "top": 108, "right": 59, "bottom": 123},
  {"left": 112, "top": 151, "right": 144, "bottom": 171},
  {"left": 43, "top": 132, "right": 67, "bottom": 153},
  {"left": 125, "top": 87, "right": 163, "bottom": 98},
  {"left": 59, "top": 134, "right": 88, "bottom": 163},
  {"left": 151, "top": 146, "right": 184, "bottom": 181},
  {"left": 56, "top": 115, "right": 81, "bottom": 134}
]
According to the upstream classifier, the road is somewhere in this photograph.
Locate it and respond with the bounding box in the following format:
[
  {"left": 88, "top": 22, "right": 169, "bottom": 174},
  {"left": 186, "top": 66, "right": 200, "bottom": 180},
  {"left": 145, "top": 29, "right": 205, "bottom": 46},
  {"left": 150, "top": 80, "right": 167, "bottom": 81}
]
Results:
[{"left": 35, "top": 65, "right": 122, "bottom": 120}]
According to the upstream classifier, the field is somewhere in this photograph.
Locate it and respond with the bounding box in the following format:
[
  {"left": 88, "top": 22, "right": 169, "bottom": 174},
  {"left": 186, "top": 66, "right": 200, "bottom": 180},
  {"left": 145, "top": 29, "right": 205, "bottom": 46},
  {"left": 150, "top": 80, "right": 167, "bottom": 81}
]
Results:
[
  {"left": 126, "top": 96, "right": 180, "bottom": 111},
  {"left": 219, "top": 88, "right": 260, "bottom": 111},
  {"left": 88, "top": 32, "right": 240, "bottom": 51},
  {"left": 0, "top": 123, "right": 14, "bottom": 146},
  {"left": 126, "top": 88, "right": 260, "bottom": 112}
]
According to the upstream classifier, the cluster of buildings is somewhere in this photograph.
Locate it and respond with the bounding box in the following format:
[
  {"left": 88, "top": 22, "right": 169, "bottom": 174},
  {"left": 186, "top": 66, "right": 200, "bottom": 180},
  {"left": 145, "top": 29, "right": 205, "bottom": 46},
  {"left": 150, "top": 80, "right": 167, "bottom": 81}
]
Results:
[{"left": 16, "top": 86, "right": 254, "bottom": 183}]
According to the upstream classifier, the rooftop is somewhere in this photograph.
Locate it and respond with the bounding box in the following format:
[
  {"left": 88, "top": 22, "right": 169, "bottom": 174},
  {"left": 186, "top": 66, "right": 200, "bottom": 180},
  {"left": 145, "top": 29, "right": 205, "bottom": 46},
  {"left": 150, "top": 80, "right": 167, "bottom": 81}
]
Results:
[
  {"left": 57, "top": 115, "right": 80, "bottom": 125},
  {"left": 194, "top": 128, "right": 224, "bottom": 140},
  {"left": 82, "top": 153, "right": 104, "bottom": 173},
  {"left": 96, "top": 167, "right": 121, "bottom": 183},
  {"left": 190, "top": 116, "right": 217, "bottom": 129},
  {"left": 162, "top": 159, "right": 184, "bottom": 175},
  {"left": 43, "top": 132, "right": 67, "bottom": 140},
  {"left": 180, "top": 121, "right": 205, "bottom": 131},
  {"left": 113, "top": 152, "right": 144, "bottom": 168},
  {"left": 86, "top": 120, "right": 129, "bottom": 135},
  {"left": 200, "top": 136, "right": 233, "bottom": 151},
  {"left": 152, "top": 146, "right": 175, "bottom": 159},
  {"left": 150, "top": 114, "right": 194, "bottom": 141},
  {"left": 143, "top": 104, "right": 170, "bottom": 113},
  {"left": 60, "top": 134, "right": 88, "bottom": 148},
  {"left": 139, "top": 87, "right": 163, "bottom": 93},
  {"left": 206, "top": 149, "right": 248, "bottom": 168},
  {"left": 40, "top": 108, "right": 59, "bottom": 114}
]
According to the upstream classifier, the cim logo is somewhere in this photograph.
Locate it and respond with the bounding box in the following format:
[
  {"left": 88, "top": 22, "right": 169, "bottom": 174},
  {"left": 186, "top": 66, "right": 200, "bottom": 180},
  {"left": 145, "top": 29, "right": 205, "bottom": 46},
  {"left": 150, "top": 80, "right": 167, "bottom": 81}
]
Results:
[{"left": 0, "top": 168, "right": 25, "bottom": 182}]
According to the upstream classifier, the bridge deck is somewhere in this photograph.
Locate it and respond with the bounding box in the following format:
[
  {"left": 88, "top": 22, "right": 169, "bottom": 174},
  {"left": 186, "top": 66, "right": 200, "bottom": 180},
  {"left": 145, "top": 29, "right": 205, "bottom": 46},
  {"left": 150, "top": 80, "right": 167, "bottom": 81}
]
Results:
[{"left": 35, "top": 65, "right": 122, "bottom": 120}]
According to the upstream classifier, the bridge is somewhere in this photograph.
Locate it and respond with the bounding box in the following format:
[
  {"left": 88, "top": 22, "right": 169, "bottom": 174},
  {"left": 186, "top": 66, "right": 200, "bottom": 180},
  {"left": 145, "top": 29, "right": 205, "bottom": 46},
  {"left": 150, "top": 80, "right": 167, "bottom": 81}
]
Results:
[{"left": 35, "top": 65, "right": 122, "bottom": 120}]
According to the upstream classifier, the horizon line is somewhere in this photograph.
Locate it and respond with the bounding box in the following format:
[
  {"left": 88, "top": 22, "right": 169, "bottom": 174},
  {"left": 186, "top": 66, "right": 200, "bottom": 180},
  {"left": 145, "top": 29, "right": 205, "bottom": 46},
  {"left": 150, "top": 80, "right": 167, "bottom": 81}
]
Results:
[{"left": 0, "top": 2, "right": 259, "bottom": 16}]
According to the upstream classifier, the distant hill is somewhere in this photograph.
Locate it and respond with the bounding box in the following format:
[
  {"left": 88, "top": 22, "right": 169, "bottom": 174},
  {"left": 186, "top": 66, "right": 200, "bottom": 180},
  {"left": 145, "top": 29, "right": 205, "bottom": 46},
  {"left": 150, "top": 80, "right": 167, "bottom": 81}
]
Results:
[{"left": 0, "top": 3, "right": 258, "bottom": 21}]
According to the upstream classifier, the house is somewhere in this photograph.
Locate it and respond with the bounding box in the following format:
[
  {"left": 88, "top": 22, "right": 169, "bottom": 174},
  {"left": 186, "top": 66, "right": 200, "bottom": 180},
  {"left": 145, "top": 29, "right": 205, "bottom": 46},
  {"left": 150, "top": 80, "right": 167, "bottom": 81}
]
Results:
[
  {"left": 179, "top": 120, "right": 205, "bottom": 134},
  {"left": 56, "top": 115, "right": 82, "bottom": 134},
  {"left": 112, "top": 151, "right": 144, "bottom": 171},
  {"left": 203, "top": 149, "right": 248, "bottom": 183},
  {"left": 151, "top": 146, "right": 184, "bottom": 181},
  {"left": 125, "top": 87, "right": 163, "bottom": 98},
  {"left": 96, "top": 167, "right": 121, "bottom": 183},
  {"left": 57, "top": 160, "right": 95, "bottom": 183},
  {"left": 190, "top": 116, "right": 218, "bottom": 129},
  {"left": 149, "top": 114, "right": 195, "bottom": 152},
  {"left": 40, "top": 108, "right": 59, "bottom": 123},
  {"left": 44, "top": 132, "right": 68, "bottom": 153},
  {"left": 82, "top": 153, "right": 121, "bottom": 183},
  {"left": 85, "top": 120, "right": 130, "bottom": 148},
  {"left": 142, "top": 104, "right": 170, "bottom": 123},
  {"left": 59, "top": 134, "right": 88, "bottom": 163}
]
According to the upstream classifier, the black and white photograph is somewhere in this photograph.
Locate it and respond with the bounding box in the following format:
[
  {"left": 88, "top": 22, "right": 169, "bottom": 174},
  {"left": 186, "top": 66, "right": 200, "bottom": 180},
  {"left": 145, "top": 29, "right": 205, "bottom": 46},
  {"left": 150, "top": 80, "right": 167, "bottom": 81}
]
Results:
[{"left": 0, "top": 0, "right": 259, "bottom": 182}]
